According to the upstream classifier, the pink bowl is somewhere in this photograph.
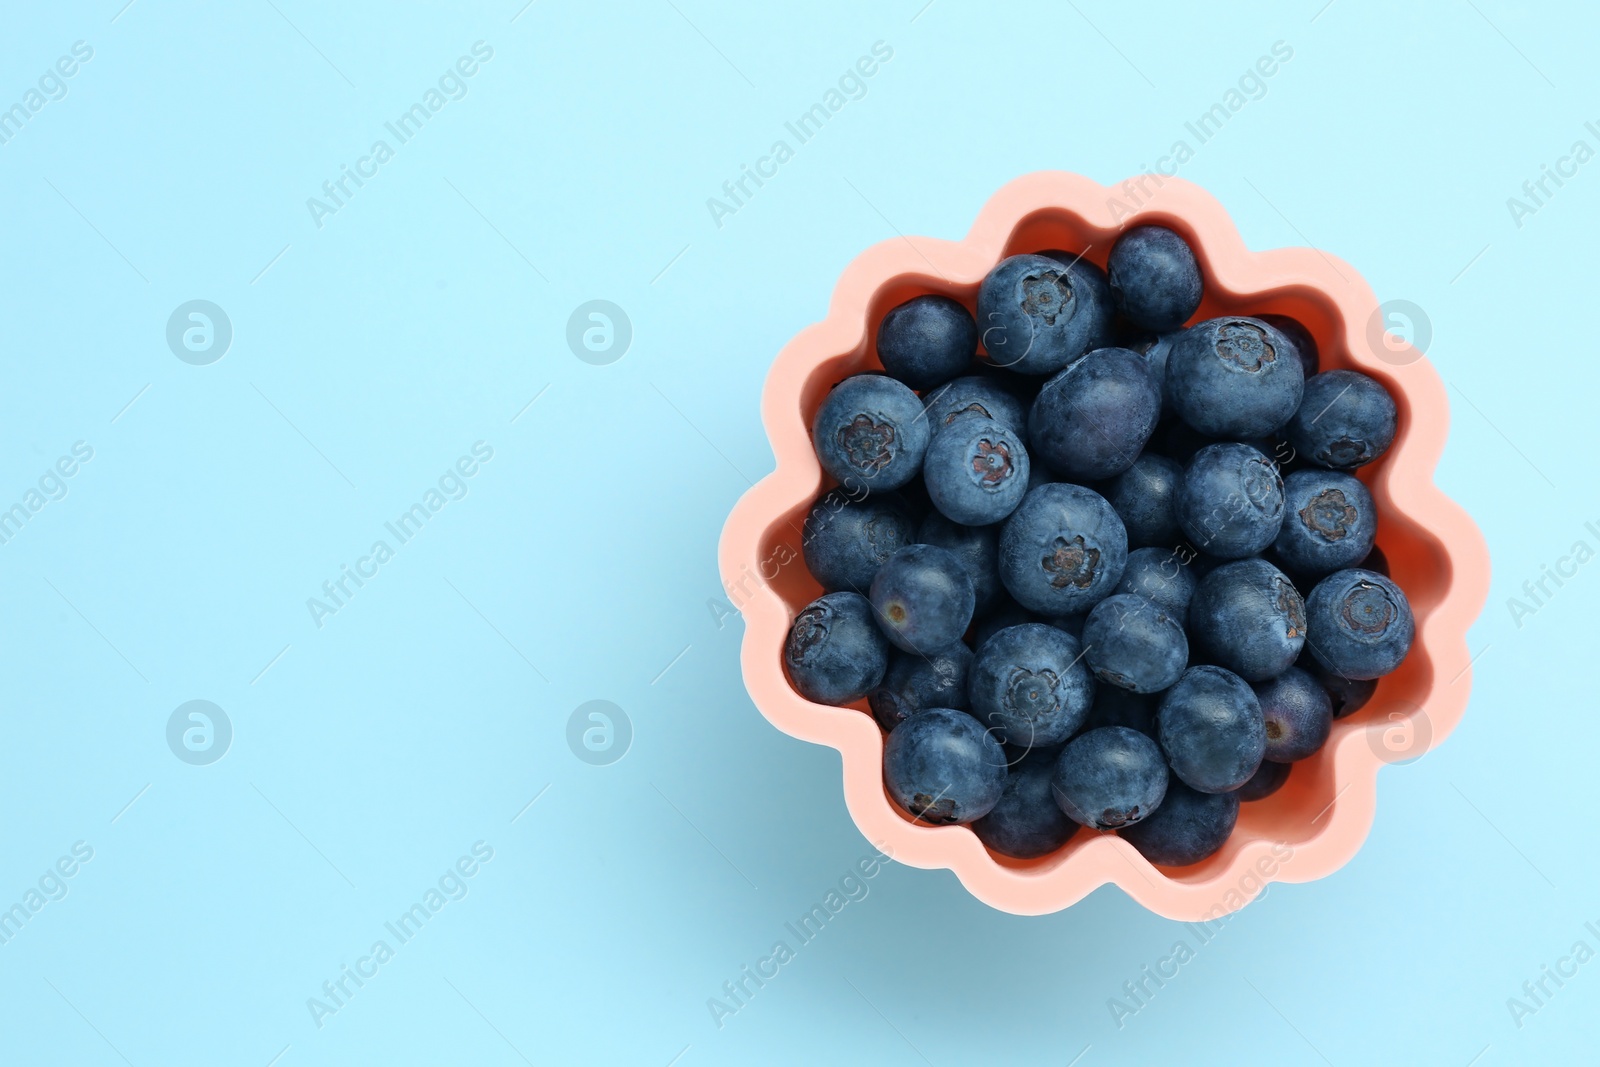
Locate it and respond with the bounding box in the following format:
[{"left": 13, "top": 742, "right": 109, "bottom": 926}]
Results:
[{"left": 717, "top": 171, "right": 1489, "bottom": 919}]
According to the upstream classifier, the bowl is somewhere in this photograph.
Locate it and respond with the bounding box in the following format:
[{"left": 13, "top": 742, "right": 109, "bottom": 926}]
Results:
[{"left": 717, "top": 171, "right": 1489, "bottom": 919}]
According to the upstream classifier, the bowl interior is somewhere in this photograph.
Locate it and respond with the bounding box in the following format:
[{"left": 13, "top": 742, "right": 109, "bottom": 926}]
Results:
[{"left": 758, "top": 205, "right": 1452, "bottom": 883}]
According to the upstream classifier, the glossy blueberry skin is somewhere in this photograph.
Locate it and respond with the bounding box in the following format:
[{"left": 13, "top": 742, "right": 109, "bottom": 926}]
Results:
[
  {"left": 1299, "top": 650, "right": 1378, "bottom": 719},
  {"left": 923, "top": 415, "right": 1031, "bottom": 526},
  {"left": 869, "top": 644, "right": 973, "bottom": 732},
  {"left": 1237, "top": 759, "right": 1291, "bottom": 801},
  {"left": 1177, "top": 443, "right": 1286, "bottom": 559},
  {"left": 1083, "top": 594, "right": 1188, "bottom": 694},
  {"left": 1119, "top": 776, "right": 1240, "bottom": 866},
  {"left": 1288, "top": 370, "right": 1398, "bottom": 471},
  {"left": 1040, "top": 251, "right": 1117, "bottom": 351},
  {"left": 1082, "top": 686, "right": 1158, "bottom": 737},
  {"left": 1105, "top": 454, "right": 1184, "bottom": 549},
  {"left": 917, "top": 513, "right": 1003, "bottom": 615},
  {"left": 1027, "top": 347, "right": 1161, "bottom": 480},
  {"left": 876, "top": 294, "right": 978, "bottom": 390},
  {"left": 1273, "top": 469, "right": 1377, "bottom": 579},
  {"left": 784, "top": 592, "right": 890, "bottom": 705},
  {"left": 812, "top": 374, "right": 931, "bottom": 492},
  {"left": 1107, "top": 226, "right": 1203, "bottom": 332},
  {"left": 922, "top": 374, "right": 1028, "bottom": 436},
  {"left": 1052, "top": 725, "right": 1169, "bottom": 830},
  {"left": 1190, "top": 558, "right": 1307, "bottom": 681},
  {"left": 969, "top": 623, "right": 1096, "bottom": 750},
  {"left": 1157, "top": 665, "right": 1266, "bottom": 794},
  {"left": 869, "top": 544, "right": 976, "bottom": 655},
  {"left": 1166, "top": 317, "right": 1305, "bottom": 438},
  {"left": 801, "top": 488, "right": 916, "bottom": 593},
  {"left": 882, "top": 707, "right": 1007, "bottom": 825},
  {"left": 999, "top": 483, "right": 1128, "bottom": 615},
  {"left": 977, "top": 254, "right": 1100, "bottom": 376},
  {"left": 1253, "top": 667, "right": 1333, "bottom": 762},
  {"left": 972, "top": 750, "right": 1080, "bottom": 858},
  {"left": 1258, "top": 314, "right": 1319, "bottom": 378},
  {"left": 1115, "top": 547, "right": 1199, "bottom": 628},
  {"left": 1304, "top": 568, "right": 1414, "bottom": 679}
]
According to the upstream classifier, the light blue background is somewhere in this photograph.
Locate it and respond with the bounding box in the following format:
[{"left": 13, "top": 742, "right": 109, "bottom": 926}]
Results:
[{"left": 0, "top": 1, "right": 1592, "bottom": 1064}]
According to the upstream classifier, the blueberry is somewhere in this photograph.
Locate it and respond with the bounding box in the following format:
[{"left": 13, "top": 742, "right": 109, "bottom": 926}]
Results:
[
  {"left": 1273, "top": 469, "right": 1377, "bottom": 578},
  {"left": 1082, "top": 593, "right": 1188, "bottom": 694},
  {"left": 1252, "top": 667, "right": 1333, "bottom": 762},
  {"left": 1027, "top": 348, "right": 1161, "bottom": 480},
  {"left": 869, "top": 644, "right": 973, "bottom": 732},
  {"left": 1082, "top": 686, "right": 1158, "bottom": 736},
  {"left": 784, "top": 592, "right": 890, "bottom": 705},
  {"left": 1104, "top": 454, "right": 1184, "bottom": 549},
  {"left": 1237, "top": 759, "right": 1291, "bottom": 801},
  {"left": 969, "top": 623, "right": 1095, "bottom": 750},
  {"left": 1115, "top": 547, "right": 1199, "bottom": 627},
  {"left": 1299, "top": 652, "right": 1378, "bottom": 719},
  {"left": 882, "top": 707, "right": 1007, "bottom": 824},
  {"left": 1126, "top": 331, "right": 1185, "bottom": 412},
  {"left": 1156, "top": 665, "right": 1265, "bottom": 793},
  {"left": 921, "top": 374, "right": 1029, "bottom": 436},
  {"left": 1165, "top": 317, "right": 1304, "bottom": 438},
  {"left": 999, "top": 483, "right": 1128, "bottom": 616},
  {"left": 813, "top": 373, "right": 931, "bottom": 492},
  {"left": 1118, "top": 776, "right": 1239, "bottom": 866},
  {"left": 923, "top": 415, "right": 1031, "bottom": 525},
  {"left": 1304, "top": 568, "right": 1414, "bottom": 679},
  {"left": 1047, "top": 612, "right": 1086, "bottom": 642},
  {"left": 1190, "top": 558, "right": 1307, "bottom": 681},
  {"left": 977, "top": 254, "right": 1100, "bottom": 375},
  {"left": 1107, "top": 226, "right": 1203, "bottom": 332},
  {"left": 916, "top": 512, "right": 1003, "bottom": 615},
  {"left": 876, "top": 294, "right": 978, "bottom": 390},
  {"left": 1177, "top": 443, "right": 1285, "bottom": 559},
  {"left": 1258, "top": 314, "right": 1319, "bottom": 378},
  {"left": 972, "top": 750, "right": 1080, "bottom": 858},
  {"left": 802, "top": 487, "right": 916, "bottom": 593},
  {"left": 869, "top": 544, "right": 976, "bottom": 655},
  {"left": 1040, "top": 251, "right": 1117, "bottom": 351},
  {"left": 1288, "top": 370, "right": 1398, "bottom": 471},
  {"left": 1051, "top": 725, "right": 1169, "bottom": 830}
]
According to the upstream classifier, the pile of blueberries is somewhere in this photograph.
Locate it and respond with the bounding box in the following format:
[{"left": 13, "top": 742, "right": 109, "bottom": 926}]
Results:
[{"left": 783, "top": 225, "right": 1414, "bottom": 867}]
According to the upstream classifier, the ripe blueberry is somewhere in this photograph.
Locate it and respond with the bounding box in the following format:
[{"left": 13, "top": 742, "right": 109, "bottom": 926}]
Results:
[
  {"left": 1027, "top": 347, "right": 1161, "bottom": 480},
  {"left": 1252, "top": 666, "right": 1333, "bottom": 762},
  {"left": 784, "top": 591, "right": 890, "bottom": 705},
  {"left": 972, "top": 749, "right": 1080, "bottom": 858},
  {"left": 923, "top": 415, "right": 1031, "bottom": 525},
  {"left": 1177, "top": 442, "right": 1285, "bottom": 559},
  {"left": 869, "top": 544, "right": 976, "bottom": 655},
  {"left": 1273, "top": 469, "right": 1377, "bottom": 578},
  {"left": 1105, "top": 453, "right": 1184, "bottom": 549},
  {"left": 916, "top": 512, "right": 1003, "bottom": 615},
  {"left": 969, "top": 623, "right": 1096, "bottom": 750},
  {"left": 802, "top": 487, "right": 916, "bottom": 593},
  {"left": 1106, "top": 226, "right": 1203, "bottom": 332},
  {"left": 1156, "top": 665, "right": 1266, "bottom": 794},
  {"left": 882, "top": 707, "right": 1007, "bottom": 825},
  {"left": 1165, "top": 317, "right": 1304, "bottom": 438},
  {"left": 813, "top": 374, "right": 930, "bottom": 492},
  {"left": 1288, "top": 370, "right": 1398, "bottom": 471},
  {"left": 977, "top": 254, "right": 1101, "bottom": 375},
  {"left": 998, "top": 483, "right": 1128, "bottom": 616},
  {"left": 1304, "top": 567, "right": 1414, "bottom": 679},
  {"left": 876, "top": 294, "right": 977, "bottom": 390},
  {"left": 921, "top": 373, "right": 1028, "bottom": 435},
  {"left": 1189, "top": 558, "right": 1307, "bottom": 681},
  {"left": 1118, "top": 776, "right": 1240, "bottom": 867},
  {"left": 869, "top": 644, "right": 973, "bottom": 732},
  {"left": 1082, "top": 593, "right": 1188, "bottom": 694},
  {"left": 1115, "top": 546, "right": 1199, "bottom": 628},
  {"left": 1052, "top": 725, "right": 1169, "bottom": 830}
]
